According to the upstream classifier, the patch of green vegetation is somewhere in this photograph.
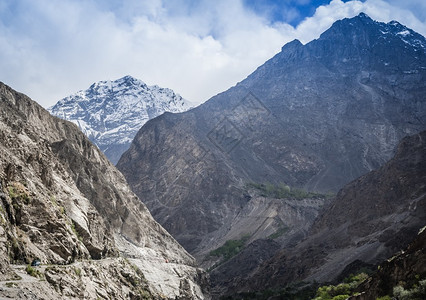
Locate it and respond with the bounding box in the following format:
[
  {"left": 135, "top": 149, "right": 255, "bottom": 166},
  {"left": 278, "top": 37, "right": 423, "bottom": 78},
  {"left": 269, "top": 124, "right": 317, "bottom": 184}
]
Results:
[
  {"left": 344, "top": 272, "right": 369, "bottom": 284},
  {"left": 8, "top": 187, "right": 18, "bottom": 200},
  {"left": 8, "top": 182, "right": 30, "bottom": 204},
  {"left": 392, "top": 279, "right": 426, "bottom": 300},
  {"left": 220, "top": 282, "right": 317, "bottom": 300},
  {"left": 313, "top": 272, "right": 369, "bottom": 300},
  {"left": 5, "top": 282, "right": 17, "bottom": 288},
  {"left": 25, "top": 265, "right": 42, "bottom": 278},
  {"left": 376, "top": 296, "right": 392, "bottom": 300},
  {"left": 49, "top": 195, "right": 58, "bottom": 205},
  {"left": 210, "top": 235, "right": 250, "bottom": 262},
  {"left": 70, "top": 221, "right": 83, "bottom": 242},
  {"left": 247, "top": 182, "right": 332, "bottom": 200},
  {"left": 74, "top": 267, "right": 82, "bottom": 277},
  {"left": 267, "top": 226, "right": 289, "bottom": 240},
  {"left": 50, "top": 195, "right": 66, "bottom": 216}
]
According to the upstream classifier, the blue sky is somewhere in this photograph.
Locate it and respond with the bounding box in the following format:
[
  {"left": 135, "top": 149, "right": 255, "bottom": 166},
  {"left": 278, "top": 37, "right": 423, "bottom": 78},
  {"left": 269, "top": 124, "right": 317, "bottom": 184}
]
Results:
[
  {"left": 244, "top": 0, "right": 338, "bottom": 25},
  {"left": 0, "top": 0, "right": 425, "bottom": 107}
]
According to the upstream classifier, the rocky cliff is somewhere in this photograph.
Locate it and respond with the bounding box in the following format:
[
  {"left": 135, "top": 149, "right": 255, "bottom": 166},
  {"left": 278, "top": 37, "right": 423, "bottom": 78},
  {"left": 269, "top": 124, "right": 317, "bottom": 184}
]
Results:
[
  {"left": 0, "top": 82, "right": 208, "bottom": 299},
  {"left": 117, "top": 13, "right": 426, "bottom": 260},
  {"left": 351, "top": 227, "right": 426, "bottom": 300},
  {"left": 49, "top": 75, "right": 190, "bottom": 164},
  {"left": 235, "top": 130, "right": 425, "bottom": 296}
]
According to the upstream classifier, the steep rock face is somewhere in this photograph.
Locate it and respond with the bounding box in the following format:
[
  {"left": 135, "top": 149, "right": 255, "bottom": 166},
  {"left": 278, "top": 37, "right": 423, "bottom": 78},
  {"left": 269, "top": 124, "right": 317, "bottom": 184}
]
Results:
[
  {"left": 49, "top": 75, "right": 190, "bottom": 164},
  {"left": 351, "top": 227, "right": 426, "bottom": 300},
  {"left": 240, "top": 130, "right": 426, "bottom": 294},
  {"left": 117, "top": 13, "right": 426, "bottom": 258},
  {"left": 0, "top": 82, "right": 207, "bottom": 299}
]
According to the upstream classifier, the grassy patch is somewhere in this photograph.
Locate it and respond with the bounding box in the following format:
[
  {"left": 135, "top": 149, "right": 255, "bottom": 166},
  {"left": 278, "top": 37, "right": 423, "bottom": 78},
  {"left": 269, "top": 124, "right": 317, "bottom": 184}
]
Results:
[
  {"left": 5, "top": 282, "right": 17, "bottom": 288},
  {"left": 59, "top": 206, "right": 66, "bottom": 215},
  {"left": 74, "top": 267, "right": 82, "bottom": 277},
  {"left": 376, "top": 296, "right": 392, "bottom": 300},
  {"left": 25, "top": 265, "right": 42, "bottom": 278},
  {"left": 392, "top": 278, "right": 426, "bottom": 300},
  {"left": 50, "top": 195, "right": 66, "bottom": 217},
  {"left": 70, "top": 221, "right": 83, "bottom": 242},
  {"left": 210, "top": 235, "right": 250, "bottom": 262},
  {"left": 267, "top": 226, "right": 289, "bottom": 240},
  {"left": 313, "top": 272, "right": 369, "bottom": 300},
  {"left": 247, "top": 182, "right": 332, "bottom": 200},
  {"left": 8, "top": 182, "right": 30, "bottom": 204}
]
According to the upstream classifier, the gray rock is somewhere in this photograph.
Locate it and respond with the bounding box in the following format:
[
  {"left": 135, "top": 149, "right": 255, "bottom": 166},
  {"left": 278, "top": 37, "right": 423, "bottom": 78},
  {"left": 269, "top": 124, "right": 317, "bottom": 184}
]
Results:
[
  {"left": 0, "top": 82, "right": 208, "bottom": 299},
  {"left": 238, "top": 130, "right": 426, "bottom": 294},
  {"left": 117, "top": 13, "right": 426, "bottom": 263}
]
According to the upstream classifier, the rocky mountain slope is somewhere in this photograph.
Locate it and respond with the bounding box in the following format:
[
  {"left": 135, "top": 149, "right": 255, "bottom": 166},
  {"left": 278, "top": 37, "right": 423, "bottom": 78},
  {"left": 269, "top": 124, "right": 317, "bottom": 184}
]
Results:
[
  {"left": 117, "top": 13, "right": 426, "bottom": 260},
  {"left": 232, "top": 130, "right": 426, "bottom": 296},
  {"left": 0, "top": 82, "right": 207, "bottom": 299},
  {"left": 49, "top": 75, "right": 190, "bottom": 164},
  {"left": 352, "top": 226, "right": 426, "bottom": 300}
]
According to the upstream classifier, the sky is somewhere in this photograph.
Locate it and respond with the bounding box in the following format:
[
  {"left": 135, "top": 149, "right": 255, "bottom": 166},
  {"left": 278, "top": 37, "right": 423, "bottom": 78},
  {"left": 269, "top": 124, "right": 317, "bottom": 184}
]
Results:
[{"left": 1, "top": 0, "right": 426, "bottom": 108}]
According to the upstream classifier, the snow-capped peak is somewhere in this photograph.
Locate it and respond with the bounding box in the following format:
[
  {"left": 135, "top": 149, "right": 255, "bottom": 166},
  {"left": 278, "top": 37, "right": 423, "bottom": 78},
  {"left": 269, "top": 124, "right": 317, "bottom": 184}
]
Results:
[
  {"left": 382, "top": 19, "right": 426, "bottom": 50},
  {"left": 48, "top": 76, "right": 191, "bottom": 164}
]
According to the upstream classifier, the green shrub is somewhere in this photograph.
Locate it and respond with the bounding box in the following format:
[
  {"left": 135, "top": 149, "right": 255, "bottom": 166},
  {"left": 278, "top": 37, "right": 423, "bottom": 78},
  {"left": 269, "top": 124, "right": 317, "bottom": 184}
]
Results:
[
  {"left": 210, "top": 235, "right": 250, "bottom": 261},
  {"left": 267, "top": 226, "right": 289, "bottom": 240},
  {"left": 314, "top": 273, "right": 369, "bottom": 300},
  {"left": 8, "top": 182, "right": 30, "bottom": 204},
  {"left": 331, "top": 295, "right": 350, "bottom": 300},
  {"left": 5, "top": 282, "right": 16, "bottom": 288},
  {"left": 345, "top": 272, "right": 369, "bottom": 289},
  {"left": 393, "top": 279, "right": 426, "bottom": 300},
  {"left": 25, "top": 265, "right": 42, "bottom": 278}
]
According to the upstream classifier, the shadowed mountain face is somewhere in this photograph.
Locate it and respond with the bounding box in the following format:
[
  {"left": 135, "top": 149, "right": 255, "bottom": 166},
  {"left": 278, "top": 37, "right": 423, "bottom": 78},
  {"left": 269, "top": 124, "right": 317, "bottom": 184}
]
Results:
[
  {"left": 221, "top": 130, "right": 426, "bottom": 296},
  {"left": 353, "top": 227, "right": 426, "bottom": 300},
  {"left": 117, "top": 13, "right": 426, "bottom": 256}
]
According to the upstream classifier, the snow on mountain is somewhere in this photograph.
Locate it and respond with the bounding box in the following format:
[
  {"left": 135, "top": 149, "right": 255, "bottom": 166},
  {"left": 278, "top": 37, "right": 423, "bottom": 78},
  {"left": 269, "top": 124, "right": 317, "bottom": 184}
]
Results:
[
  {"left": 380, "top": 18, "right": 426, "bottom": 50},
  {"left": 48, "top": 75, "right": 191, "bottom": 164}
]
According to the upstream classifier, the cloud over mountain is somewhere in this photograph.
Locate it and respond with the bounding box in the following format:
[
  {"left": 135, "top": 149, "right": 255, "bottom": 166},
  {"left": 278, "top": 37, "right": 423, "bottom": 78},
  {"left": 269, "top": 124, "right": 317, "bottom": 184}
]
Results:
[{"left": 1, "top": 0, "right": 425, "bottom": 107}]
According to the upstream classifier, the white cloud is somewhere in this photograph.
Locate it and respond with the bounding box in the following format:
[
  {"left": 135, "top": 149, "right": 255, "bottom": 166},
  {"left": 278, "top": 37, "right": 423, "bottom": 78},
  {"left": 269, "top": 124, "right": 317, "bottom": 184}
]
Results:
[
  {"left": 0, "top": 0, "right": 425, "bottom": 108},
  {"left": 290, "top": 0, "right": 426, "bottom": 43}
]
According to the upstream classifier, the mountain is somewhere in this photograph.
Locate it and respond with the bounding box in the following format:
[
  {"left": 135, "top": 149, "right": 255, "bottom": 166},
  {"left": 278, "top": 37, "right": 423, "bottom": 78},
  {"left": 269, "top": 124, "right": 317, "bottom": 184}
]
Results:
[
  {"left": 219, "top": 130, "right": 426, "bottom": 296},
  {"left": 353, "top": 226, "right": 426, "bottom": 299},
  {"left": 48, "top": 75, "right": 191, "bottom": 164},
  {"left": 0, "top": 82, "right": 207, "bottom": 299},
  {"left": 116, "top": 12, "right": 426, "bottom": 263}
]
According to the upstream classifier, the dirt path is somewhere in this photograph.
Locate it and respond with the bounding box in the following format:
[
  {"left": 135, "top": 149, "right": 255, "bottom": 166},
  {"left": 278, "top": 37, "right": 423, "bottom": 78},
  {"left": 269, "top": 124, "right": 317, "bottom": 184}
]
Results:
[{"left": 0, "top": 265, "right": 43, "bottom": 299}]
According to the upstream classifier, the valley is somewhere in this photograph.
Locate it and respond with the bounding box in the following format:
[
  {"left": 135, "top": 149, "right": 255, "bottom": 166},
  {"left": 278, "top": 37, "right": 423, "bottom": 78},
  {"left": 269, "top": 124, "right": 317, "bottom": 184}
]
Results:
[
  {"left": 1, "top": 10, "right": 425, "bottom": 300},
  {"left": 0, "top": 82, "right": 206, "bottom": 299},
  {"left": 116, "top": 13, "right": 426, "bottom": 271}
]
